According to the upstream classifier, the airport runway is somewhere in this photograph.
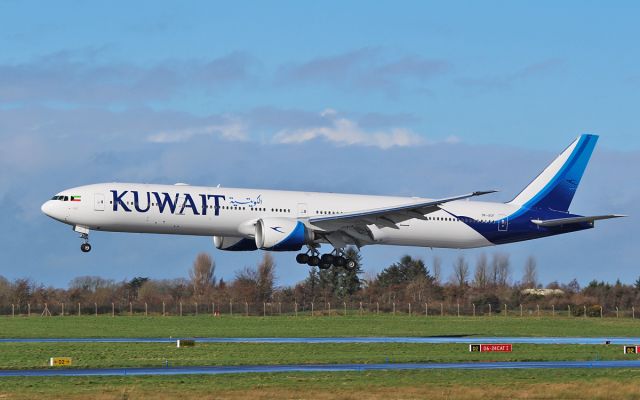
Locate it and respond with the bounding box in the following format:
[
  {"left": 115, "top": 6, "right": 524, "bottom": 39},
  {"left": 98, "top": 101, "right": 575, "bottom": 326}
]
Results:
[
  {"left": 2, "top": 360, "right": 640, "bottom": 377},
  {"left": 1, "top": 337, "right": 639, "bottom": 345}
]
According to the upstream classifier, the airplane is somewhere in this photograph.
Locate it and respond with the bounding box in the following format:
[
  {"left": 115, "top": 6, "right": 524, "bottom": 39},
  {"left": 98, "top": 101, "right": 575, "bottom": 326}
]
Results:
[{"left": 41, "top": 134, "right": 624, "bottom": 270}]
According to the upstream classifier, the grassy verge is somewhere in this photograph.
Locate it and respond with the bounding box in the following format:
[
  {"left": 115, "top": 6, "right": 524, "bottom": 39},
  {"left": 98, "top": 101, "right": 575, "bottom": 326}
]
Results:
[
  {"left": 0, "top": 342, "right": 635, "bottom": 370},
  {"left": 1, "top": 315, "right": 639, "bottom": 338},
  {"left": 2, "top": 369, "right": 640, "bottom": 399}
]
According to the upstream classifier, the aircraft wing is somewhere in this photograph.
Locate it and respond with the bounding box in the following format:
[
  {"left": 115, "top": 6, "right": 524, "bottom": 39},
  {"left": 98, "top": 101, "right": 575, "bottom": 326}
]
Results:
[
  {"left": 531, "top": 214, "right": 626, "bottom": 227},
  {"left": 307, "top": 190, "right": 497, "bottom": 248}
]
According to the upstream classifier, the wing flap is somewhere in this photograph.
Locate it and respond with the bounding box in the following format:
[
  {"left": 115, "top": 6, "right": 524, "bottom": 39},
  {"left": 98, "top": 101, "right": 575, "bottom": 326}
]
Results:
[
  {"left": 531, "top": 214, "right": 626, "bottom": 227},
  {"left": 308, "top": 190, "right": 497, "bottom": 230}
]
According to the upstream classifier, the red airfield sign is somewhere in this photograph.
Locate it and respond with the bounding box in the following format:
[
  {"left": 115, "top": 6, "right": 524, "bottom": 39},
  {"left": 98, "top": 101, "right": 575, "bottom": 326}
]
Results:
[{"left": 469, "top": 344, "right": 513, "bottom": 352}]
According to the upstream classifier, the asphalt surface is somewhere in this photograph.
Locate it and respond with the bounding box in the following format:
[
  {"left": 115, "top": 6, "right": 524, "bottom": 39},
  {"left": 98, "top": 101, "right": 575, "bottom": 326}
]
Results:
[
  {"left": 1, "top": 337, "right": 639, "bottom": 344},
  {"left": 2, "top": 360, "right": 640, "bottom": 377}
]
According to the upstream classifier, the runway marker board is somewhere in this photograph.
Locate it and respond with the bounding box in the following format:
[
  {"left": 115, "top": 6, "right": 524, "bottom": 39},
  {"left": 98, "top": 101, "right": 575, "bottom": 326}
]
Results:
[
  {"left": 469, "top": 344, "right": 513, "bottom": 352},
  {"left": 49, "top": 357, "right": 72, "bottom": 366},
  {"left": 177, "top": 339, "right": 195, "bottom": 348},
  {"left": 624, "top": 346, "right": 640, "bottom": 354}
]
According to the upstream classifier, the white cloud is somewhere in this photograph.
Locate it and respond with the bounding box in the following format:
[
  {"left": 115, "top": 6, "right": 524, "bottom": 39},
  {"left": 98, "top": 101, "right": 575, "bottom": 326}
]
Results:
[
  {"left": 273, "top": 111, "right": 425, "bottom": 149},
  {"left": 147, "top": 120, "right": 248, "bottom": 143}
]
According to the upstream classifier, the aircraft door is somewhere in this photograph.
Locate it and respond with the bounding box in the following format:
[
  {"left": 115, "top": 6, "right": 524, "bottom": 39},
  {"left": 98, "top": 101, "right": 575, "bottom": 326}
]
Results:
[
  {"left": 94, "top": 193, "right": 105, "bottom": 211},
  {"left": 297, "top": 203, "right": 308, "bottom": 217},
  {"left": 498, "top": 217, "right": 508, "bottom": 231}
]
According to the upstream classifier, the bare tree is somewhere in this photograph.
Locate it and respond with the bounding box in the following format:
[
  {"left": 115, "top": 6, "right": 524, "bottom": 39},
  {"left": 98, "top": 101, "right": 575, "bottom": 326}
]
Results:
[
  {"left": 473, "top": 253, "right": 489, "bottom": 289},
  {"left": 491, "top": 253, "right": 511, "bottom": 287},
  {"left": 257, "top": 253, "right": 276, "bottom": 302},
  {"left": 451, "top": 255, "right": 469, "bottom": 287},
  {"left": 189, "top": 253, "right": 215, "bottom": 299},
  {"left": 432, "top": 256, "right": 442, "bottom": 285},
  {"left": 522, "top": 255, "right": 538, "bottom": 288}
]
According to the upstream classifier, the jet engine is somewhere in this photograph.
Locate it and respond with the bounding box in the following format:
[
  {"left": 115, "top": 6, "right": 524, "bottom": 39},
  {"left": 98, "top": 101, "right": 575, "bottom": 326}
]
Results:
[
  {"left": 255, "top": 218, "right": 312, "bottom": 251},
  {"left": 213, "top": 236, "right": 258, "bottom": 251}
]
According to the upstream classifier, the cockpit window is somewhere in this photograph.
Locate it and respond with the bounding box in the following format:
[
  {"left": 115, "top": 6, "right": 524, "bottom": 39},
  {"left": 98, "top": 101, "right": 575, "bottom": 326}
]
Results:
[
  {"left": 63, "top": 196, "right": 69, "bottom": 201},
  {"left": 51, "top": 196, "right": 58, "bottom": 200}
]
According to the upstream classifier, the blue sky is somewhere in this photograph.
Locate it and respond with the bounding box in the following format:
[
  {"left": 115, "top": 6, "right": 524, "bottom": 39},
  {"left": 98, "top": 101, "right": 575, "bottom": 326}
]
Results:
[{"left": 0, "top": 1, "right": 637, "bottom": 288}]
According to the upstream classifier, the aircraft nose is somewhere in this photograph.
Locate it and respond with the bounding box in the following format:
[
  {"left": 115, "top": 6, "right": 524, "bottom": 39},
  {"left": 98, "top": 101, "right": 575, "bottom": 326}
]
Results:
[{"left": 41, "top": 200, "right": 52, "bottom": 216}]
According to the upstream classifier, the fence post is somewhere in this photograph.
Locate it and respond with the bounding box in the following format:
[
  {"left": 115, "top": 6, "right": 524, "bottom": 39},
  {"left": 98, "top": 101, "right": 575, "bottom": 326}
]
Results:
[
  {"left": 295, "top": 301, "right": 298, "bottom": 317},
  {"left": 472, "top": 303, "right": 475, "bottom": 317},
  {"left": 504, "top": 304, "right": 507, "bottom": 317},
  {"left": 568, "top": 305, "right": 571, "bottom": 317},
  {"left": 457, "top": 303, "right": 460, "bottom": 317},
  {"left": 552, "top": 304, "right": 555, "bottom": 317},
  {"left": 28, "top": 303, "right": 31, "bottom": 317},
  {"left": 311, "top": 302, "right": 314, "bottom": 316},
  {"left": 441, "top": 303, "right": 444, "bottom": 317},
  {"left": 408, "top": 303, "right": 411, "bottom": 317},
  {"left": 112, "top": 303, "right": 115, "bottom": 317},
  {"left": 195, "top": 302, "right": 198, "bottom": 316},
  {"left": 279, "top": 302, "right": 282, "bottom": 316},
  {"left": 263, "top": 302, "right": 266, "bottom": 317},
  {"left": 376, "top": 302, "right": 379, "bottom": 315},
  {"left": 633, "top": 306, "right": 635, "bottom": 319},
  {"left": 393, "top": 302, "right": 396, "bottom": 316},
  {"left": 426, "top": 303, "right": 428, "bottom": 317},
  {"left": 130, "top": 302, "right": 133, "bottom": 316},
  {"left": 162, "top": 301, "right": 165, "bottom": 317},
  {"left": 360, "top": 302, "right": 363, "bottom": 316},
  {"left": 520, "top": 304, "right": 523, "bottom": 317},
  {"left": 94, "top": 302, "right": 97, "bottom": 317},
  {"left": 145, "top": 303, "right": 148, "bottom": 317},
  {"left": 537, "top": 304, "right": 540, "bottom": 317},
  {"left": 583, "top": 305, "right": 587, "bottom": 318},
  {"left": 616, "top": 307, "right": 619, "bottom": 318},
  {"left": 488, "top": 303, "right": 491, "bottom": 317},
  {"left": 61, "top": 303, "right": 64, "bottom": 317},
  {"left": 230, "top": 300, "right": 233, "bottom": 316},
  {"left": 179, "top": 302, "right": 183, "bottom": 317},
  {"left": 328, "top": 302, "right": 331, "bottom": 316},
  {"left": 12, "top": 304, "right": 14, "bottom": 318},
  {"left": 78, "top": 302, "right": 81, "bottom": 316},
  {"left": 344, "top": 302, "right": 347, "bottom": 316},
  {"left": 212, "top": 303, "right": 215, "bottom": 316}
]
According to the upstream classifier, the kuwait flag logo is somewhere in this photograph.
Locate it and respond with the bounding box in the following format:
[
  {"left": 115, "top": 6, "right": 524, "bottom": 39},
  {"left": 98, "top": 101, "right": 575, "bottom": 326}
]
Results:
[{"left": 70, "top": 196, "right": 82, "bottom": 202}]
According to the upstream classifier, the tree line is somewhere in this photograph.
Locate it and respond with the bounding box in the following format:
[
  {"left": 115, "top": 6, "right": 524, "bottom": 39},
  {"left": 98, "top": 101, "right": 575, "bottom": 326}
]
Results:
[{"left": 1, "top": 248, "right": 639, "bottom": 316}]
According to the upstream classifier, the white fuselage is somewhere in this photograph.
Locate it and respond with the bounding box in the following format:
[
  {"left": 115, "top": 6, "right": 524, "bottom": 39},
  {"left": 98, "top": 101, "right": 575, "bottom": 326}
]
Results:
[{"left": 41, "top": 183, "right": 521, "bottom": 250}]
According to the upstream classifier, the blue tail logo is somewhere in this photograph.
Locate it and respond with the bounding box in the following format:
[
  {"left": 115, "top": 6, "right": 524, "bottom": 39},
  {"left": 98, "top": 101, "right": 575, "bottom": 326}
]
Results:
[{"left": 510, "top": 134, "right": 598, "bottom": 212}]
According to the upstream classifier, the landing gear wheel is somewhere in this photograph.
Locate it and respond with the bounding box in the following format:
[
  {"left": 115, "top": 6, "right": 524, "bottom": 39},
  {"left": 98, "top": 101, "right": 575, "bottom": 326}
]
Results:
[
  {"left": 307, "top": 255, "right": 320, "bottom": 267},
  {"left": 80, "top": 243, "right": 92, "bottom": 253},
  {"left": 319, "top": 263, "right": 331, "bottom": 270},
  {"left": 345, "top": 259, "right": 356, "bottom": 270},
  {"left": 296, "top": 253, "right": 310, "bottom": 264},
  {"left": 334, "top": 256, "right": 346, "bottom": 267},
  {"left": 320, "top": 254, "right": 335, "bottom": 265}
]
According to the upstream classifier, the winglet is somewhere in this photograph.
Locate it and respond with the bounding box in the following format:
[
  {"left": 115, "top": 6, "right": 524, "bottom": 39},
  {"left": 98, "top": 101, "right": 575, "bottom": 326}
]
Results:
[{"left": 472, "top": 190, "right": 499, "bottom": 197}]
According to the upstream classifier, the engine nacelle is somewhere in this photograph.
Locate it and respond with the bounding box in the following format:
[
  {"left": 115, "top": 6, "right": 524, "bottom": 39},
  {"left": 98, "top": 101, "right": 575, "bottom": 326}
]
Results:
[
  {"left": 255, "top": 218, "right": 311, "bottom": 251},
  {"left": 213, "top": 236, "right": 258, "bottom": 251}
]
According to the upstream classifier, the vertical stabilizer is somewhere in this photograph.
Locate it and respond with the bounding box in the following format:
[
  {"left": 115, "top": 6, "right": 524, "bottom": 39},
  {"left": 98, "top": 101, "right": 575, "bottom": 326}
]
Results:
[{"left": 509, "top": 134, "right": 598, "bottom": 212}]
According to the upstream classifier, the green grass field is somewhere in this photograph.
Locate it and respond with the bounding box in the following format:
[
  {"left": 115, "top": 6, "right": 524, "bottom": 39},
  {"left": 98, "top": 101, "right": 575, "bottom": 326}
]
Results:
[
  {"left": 1, "top": 314, "right": 638, "bottom": 338},
  {"left": 0, "top": 343, "right": 634, "bottom": 370},
  {"left": 1, "top": 315, "right": 639, "bottom": 399}
]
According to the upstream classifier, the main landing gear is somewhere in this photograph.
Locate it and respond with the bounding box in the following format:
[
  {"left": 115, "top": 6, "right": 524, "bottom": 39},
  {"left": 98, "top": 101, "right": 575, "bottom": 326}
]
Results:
[{"left": 296, "top": 248, "right": 356, "bottom": 270}]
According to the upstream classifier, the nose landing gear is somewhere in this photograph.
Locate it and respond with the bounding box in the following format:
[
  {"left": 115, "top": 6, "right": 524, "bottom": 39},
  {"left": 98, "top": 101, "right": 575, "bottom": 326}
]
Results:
[{"left": 74, "top": 226, "right": 91, "bottom": 253}]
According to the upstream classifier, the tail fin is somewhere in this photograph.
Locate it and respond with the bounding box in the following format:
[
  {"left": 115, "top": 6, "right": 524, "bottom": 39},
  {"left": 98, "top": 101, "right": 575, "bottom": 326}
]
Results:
[{"left": 509, "top": 134, "right": 598, "bottom": 212}]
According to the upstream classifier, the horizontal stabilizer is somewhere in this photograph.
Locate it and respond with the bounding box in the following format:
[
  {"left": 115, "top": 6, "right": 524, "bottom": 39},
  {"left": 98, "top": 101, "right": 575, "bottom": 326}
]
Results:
[{"left": 531, "top": 214, "right": 626, "bottom": 227}]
